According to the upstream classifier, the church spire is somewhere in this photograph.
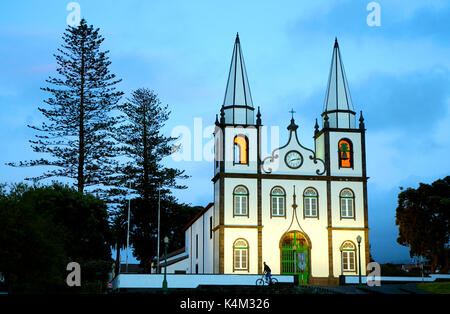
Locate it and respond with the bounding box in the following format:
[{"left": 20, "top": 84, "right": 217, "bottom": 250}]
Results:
[
  {"left": 322, "top": 38, "right": 356, "bottom": 129},
  {"left": 221, "top": 33, "right": 255, "bottom": 125}
]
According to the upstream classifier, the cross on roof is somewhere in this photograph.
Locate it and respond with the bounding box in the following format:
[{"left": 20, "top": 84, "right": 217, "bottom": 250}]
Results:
[{"left": 289, "top": 108, "right": 296, "bottom": 119}]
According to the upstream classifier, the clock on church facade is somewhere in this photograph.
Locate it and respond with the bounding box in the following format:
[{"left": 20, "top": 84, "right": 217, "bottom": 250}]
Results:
[{"left": 163, "top": 35, "right": 370, "bottom": 286}]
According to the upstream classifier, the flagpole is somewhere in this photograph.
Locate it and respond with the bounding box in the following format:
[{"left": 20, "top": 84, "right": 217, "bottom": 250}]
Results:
[
  {"left": 157, "top": 182, "right": 161, "bottom": 273},
  {"left": 126, "top": 182, "right": 131, "bottom": 273}
]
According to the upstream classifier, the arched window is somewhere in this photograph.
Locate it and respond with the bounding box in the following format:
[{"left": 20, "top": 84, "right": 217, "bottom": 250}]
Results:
[
  {"left": 234, "top": 135, "right": 248, "bottom": 165},
  {"left": 233, "top": 239, "right": 249, "bottom": 271},
  {"left": 233, "top": 186, "right": 248, "bottom": 216},
  {"left": 271, "top": 187, "right": 285, "bottom": 217},
  {"left": 338, "top": 139, "right": 353, "bottom": 168},
  {"left": 303, "top": 188, "right": 318, "bottom": 217},
  {"left": 340, "top": 241, "right": 356, "bottom": 272},
  {"left": 340, "top": 189, "right": 355, "bottom": 218}
]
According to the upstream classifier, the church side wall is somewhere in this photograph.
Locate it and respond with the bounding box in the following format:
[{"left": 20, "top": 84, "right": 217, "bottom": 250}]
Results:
[
  {"left": 203, "top": 208, "right": 214, "bottom": 273},
  {"left": 213, "top": 180, "right": 220, "bottom": 273},
  {"left": 184, "top": 206, "right": 214, "bottom": 274},
  {"left": 167, "top": 258, "right": 189, "bottom": 274}
]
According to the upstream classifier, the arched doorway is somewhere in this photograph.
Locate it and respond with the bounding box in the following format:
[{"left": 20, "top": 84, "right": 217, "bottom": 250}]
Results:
[{"left": 280, "top": 231, "right": 310, "bottom": 284}]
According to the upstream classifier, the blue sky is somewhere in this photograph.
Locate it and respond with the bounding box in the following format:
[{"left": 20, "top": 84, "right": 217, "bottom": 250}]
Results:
[{"left": 1, "top": 0, "right": 449, "bottom": 264}]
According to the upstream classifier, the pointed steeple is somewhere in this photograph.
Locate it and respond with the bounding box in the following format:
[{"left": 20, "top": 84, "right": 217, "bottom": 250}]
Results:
[
  {"left": 221, "top": 33, "right": 255, "bottom": 125},
  {"left": 322, "top": 38, "right": 356, "bottom": 129}
]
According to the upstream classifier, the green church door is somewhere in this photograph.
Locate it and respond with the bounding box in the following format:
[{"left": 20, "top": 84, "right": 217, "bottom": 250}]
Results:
[{"left": 280, "top": 231, "right": 309, "bottom": 285}]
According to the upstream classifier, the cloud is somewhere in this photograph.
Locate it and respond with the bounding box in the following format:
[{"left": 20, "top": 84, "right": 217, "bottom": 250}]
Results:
[
  {"left": 354, "top": 68, "right": 450, "bottom": 132},
  {"left": 383, "top": 5, "right": 450, "bottom": 39}
]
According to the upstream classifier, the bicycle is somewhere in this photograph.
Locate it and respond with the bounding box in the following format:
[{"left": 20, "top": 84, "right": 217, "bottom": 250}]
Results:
[{"left": 256, "top": 274, "right": 278, "bottom": 286}]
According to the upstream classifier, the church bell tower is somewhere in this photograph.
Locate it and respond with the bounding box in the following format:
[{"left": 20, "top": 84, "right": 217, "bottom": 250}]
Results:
[
  {"left": 314, "top": 38, "right": 370, "bottom": 279},
  {"left": 213, "top": 33, "right": 261, "bottom": 176},
  {"left": 212, "top": 33, "right": 262, "bottom": 273},
  {"left": 315, "top": 38, "right": 366, "bottom": 178}
]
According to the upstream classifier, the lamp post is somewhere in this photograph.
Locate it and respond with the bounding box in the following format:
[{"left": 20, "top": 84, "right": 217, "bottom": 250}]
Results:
[
  {"left": 162, "top": 236, "right": 169, "bottom": 291},
  {"left": 126, "top": 182, "right": 132, "bottom": 273},
  {"left": 339, "top": 247, "right": 344, "bottom": 285},
  {"left": 157, "top": 182, "right": 161, "bottom": 274},
  {"left": 356, "top": 235, "right": 362, "bottom": 287}
]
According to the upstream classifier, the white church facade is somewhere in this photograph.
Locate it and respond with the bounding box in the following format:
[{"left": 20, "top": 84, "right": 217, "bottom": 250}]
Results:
[{"left": 165, "top": 35, "right": 370, "bottom": 286}]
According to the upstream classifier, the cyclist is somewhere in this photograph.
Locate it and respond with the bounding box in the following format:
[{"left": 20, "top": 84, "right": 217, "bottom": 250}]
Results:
[{"left": 263, "top": 262, "right": 273, "bottom": 285}]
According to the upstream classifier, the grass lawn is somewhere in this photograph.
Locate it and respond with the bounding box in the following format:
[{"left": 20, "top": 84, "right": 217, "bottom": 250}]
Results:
[{"left": 416, "top": 282, "right": 450, "bottom": 294}]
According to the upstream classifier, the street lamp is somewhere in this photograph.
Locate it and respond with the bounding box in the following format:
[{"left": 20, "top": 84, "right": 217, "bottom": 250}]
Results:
[
  {"left": 157, "top": 182, "right": 161, "bottom": 274},
  {"left": 356, "top": 235, "right": 362, "bottom": 287},
  {"left": 162, "top": 236, "right": 169, "bottom": 291},
  {"left": 126, "top": 182, "right": 132, "bottom": 273},
  {"left": 339, "top": 246, "right": 344, "bottom": 285}
]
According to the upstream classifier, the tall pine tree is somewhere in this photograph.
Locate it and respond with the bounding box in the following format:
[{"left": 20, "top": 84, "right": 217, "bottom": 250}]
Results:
[
  {"left": 8, "top": 19, "right": 123, "bottom": 194},
  {"left": 113, "top": 88, "right": 188, "bottom": 272},
  {"left": 114, "top": 88, "right": 187, "bottom": 198}
]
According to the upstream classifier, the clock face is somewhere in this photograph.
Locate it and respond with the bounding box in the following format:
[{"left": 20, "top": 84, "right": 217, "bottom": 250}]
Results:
[{"left": 285, "top": 150, "right": 303, "bottom": 169}]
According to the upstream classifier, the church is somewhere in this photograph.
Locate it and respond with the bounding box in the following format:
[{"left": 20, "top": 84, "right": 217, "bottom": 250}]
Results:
[{"left": 164, "top": 34, "right": 370, "bottom": 286}]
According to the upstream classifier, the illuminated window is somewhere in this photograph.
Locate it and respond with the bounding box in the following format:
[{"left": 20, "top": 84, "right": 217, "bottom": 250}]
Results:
[
  {"left": 233, "top": 186, "right": 248, "bottom": 216},
  {"left": 341, "top": 241, "right": 356, "bottom": 271},
  {"left": 271, "top": 187, "right": 285, "bottom": 217},
  {"left": 234, "top": 135, "right": 248, "bottom": 164},
  {"left": 340, "top": 189, "right": 355, "bottom": 218},
  {"left": 233, "top": 239, "right": 248, "bottom": 270},
  {"left": 303, "top": 188, "right": 318, "bottom": 217},
  {"left": 338, "top": 139, "right": 353, "bottom": 168}
]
